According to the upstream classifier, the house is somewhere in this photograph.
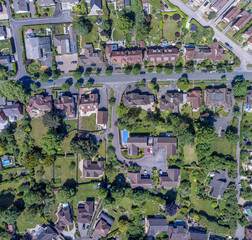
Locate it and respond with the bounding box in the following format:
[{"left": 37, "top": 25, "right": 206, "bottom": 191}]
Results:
[
  {"left": 54, "top": 30, "right": 78, "bottom": 72},
  {"left": 233, "top": 11, "right": 252, "bottom": 31},
  {"left": 210, "top": 42, "right": 226, "bottom": 61},
  {"left": 169, "top": 223, "right": 189, "bottom": 240},
  {"left": 142, "top": 0, "right": 151, "bottom": 14},
  {"left": 27, "top": 225, "right": 59, "bottom": 240},
  {"left": 78, "top": 43, "right": 104, "bottom": 67},
  {"left": 26, "top": 94, "right": 53, "bottom": 118},
  {"left": 123, "top": 91, "right": 154, "bottom": 111},
  {"left": 166, "top": 202, "right": 177, "bottom": 216},
  {"left": 0, "top": 110, "right": 8, "bottom": 132},
  {"left": 105, "top": 43, "right": 118, "bottom": 57},
  {"left": 24, "top": 37, "right": 51, "bottom": 60},
  {"left": 145, "top": 216, "right": 169, "bottom": 239},
  {"left": 185, "top": 47, "right": 196, "bottom": 60},
  {"left": 0, "top": 55, "right": 10, "bottom": 64},
  {"left": 223, "top": 7, "right": 240, "bottom": 23},
  {"left": 60, "top": 0, "right": 79, "bottom": 10},
  {"left": 0, "top": 27, "right": 6, "bottom": 40},
  {"left": 97, "top": 110, "right": 108, "bottom": 129},
  {"left": 159, "top": 92, "right": 186, "bottom": 113},
  {"left": 0, "top": 3, "right": 8, "bottom": 20},
  {"left": 54, "top": 95, "right": 76, "bottom": 119},
  {"left": 189, "top": 228, "right": 208, "bottom": 240},
  {"left": 245, "top": 90, "right": 252, "bottom": 112},
  {"left": 242, "top": 25, "right": 252, "bottom": 41},
  {"left": 245, "top": 227, "right": 252, "bottom": 240},
  {"left": 77, "top": 201, "right": 94, "bottom": 226},
  {"left": 190, "top": 24, "right": 198, "bottom": 32},
  {"left": 37, "top": 0, "right": 55, "bottom": 7},
  {"left": 125, "top": 0, "right": 130, "bottom": 7},
  {"left": 210, "top": 0, "right": 229, "bottom": 12},
  {"left": 187, "top": 90, "right": 202, "bottom": 110},
  {"left": 79, "top": 93, "right": 98, "bottom": 116},
  {"left": 204, "top": 88, "right": 232, "bottom": 111},
  {"left": 13, "top": 0, "right": 29, "bottom": 13},
  {"left": 2, "top": 102, "right": 23, "bottom": 122},
  {"left": 126, "top": 136, "right": 177, "bottom": 156},
  {"left": 90, "top": 0, "right": 102, "bottom": 11},
  {"left": 146, "top": 48, "right": 179, "bottom": 63},
  {"left": 55, "top": 204, "right": 73, "bottom": 233},
  {"left": 95, "top": 212, "right": 114, "bottom": 237},
  {"left": 110, "top": 49, "right": 143, "bottom": 66},
  {"left": 209, "top": 170, "right": 230, "bottom": 199},
  {"left": 195, "top": 46, "right": 211, "bottom": 60},
  {"left": 159, "top": 168, "right": 181, "bottom": 189},
  {"left": 244, "top": 205, "right": 252, "bottom": 221},
  {"left": 79, "top": 160, "right": 104, "bottom": 179},
  {"left": 127, "top": 172, "right": 152, "bottom": 189}
]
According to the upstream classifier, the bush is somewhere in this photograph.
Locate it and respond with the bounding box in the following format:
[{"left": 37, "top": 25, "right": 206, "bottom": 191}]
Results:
[
  {"left": 105, "top": 68, "right": 112, "bottom": 76},
  {"left": 39, "top": 72, "right": 49, "bottom": 82}
]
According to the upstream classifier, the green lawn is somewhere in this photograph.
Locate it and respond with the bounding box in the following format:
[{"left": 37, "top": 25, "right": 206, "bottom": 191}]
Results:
[
  {"left": 81, "top": 18, "right": 99, "bottom": 48},
  {"left": 0, "top": 39, "right": 12, "bottom": 54},
  {"left": 31, "top": 118, "right": 48, "bottom": 145},
  {"left": 34, "top": 165, "right": 51, "bottom": 182},
  {"left": 183, "top": 145, "right": 198, "bottom": 163},
  {"left": 54, "top": 157, "right": 76, "bottom": 186},
  {"left": 64, "top": 119, "right": 78, "bottom": 132},
  {"left": 98, "top": 140, "right": 106, "bottom": 159},
  {"left": 36, "top": 5, "right": 55, "bottom": 17},
  {"left": 210, "top": 137, "right": 232, "bottom": 156},
  {"left": 62, "top": 131, "right": 76, "bottom": 153},
  {"left": 81, "top": 114, "right": 97, "bottom": 131},
  {"left": 163, "top": 18, "right": 178, "bottom": 41}
]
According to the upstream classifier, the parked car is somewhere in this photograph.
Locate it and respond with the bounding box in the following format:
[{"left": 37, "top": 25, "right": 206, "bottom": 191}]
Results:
[
  {"left": 140, "top": 72, "right": 146, "bottom": 75},
  {"left": 201, "top": 70, "right": 207, "bottom": 73},
  {"left": 225, "top": 42, "right": 230, "bottom": 47},
  {"left": 47, "top": 80, "right": 53, "bottom": 83}
]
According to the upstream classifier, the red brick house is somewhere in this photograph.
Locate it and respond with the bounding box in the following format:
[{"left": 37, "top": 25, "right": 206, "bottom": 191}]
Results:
[
  {"left": 233, "top": 11, "right": 252, "bottom": 31},
  {"left": 210, "top": 42, "right": 226, "bottom": 61},
  {"left": 110, "top": 49, "right": 143, "bottom": 65},
  {"left": 223, "top": 7, "right": 240, "bottom": 23},
  {"left": 146, "top": 48, "right": 179, "bottom": 63}
]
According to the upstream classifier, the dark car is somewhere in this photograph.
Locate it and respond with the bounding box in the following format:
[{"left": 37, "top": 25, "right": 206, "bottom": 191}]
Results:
[
  {"left": 47, "top": 80, "right": 53, "bottom": 83},
  {"left": 201, "top": 70, "right": 207, "bottom": 73},
  {"left": 57, "top": 62, "right": 63, "bottom": 65},
  {"left": 91, "top": 64, "right": 96, "bottom": 67},
  {"left": 71, "top": 61, "right": 77, "bottom": 64},
  {"left": 203, "top": 1, "right": 208, "bottom": 6},
  {"left": 140, "top": 72, "right": 145, "bottom": 75}
]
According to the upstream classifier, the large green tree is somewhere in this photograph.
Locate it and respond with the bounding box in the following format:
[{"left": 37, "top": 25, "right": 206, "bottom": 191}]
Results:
[
  {"left": 39, "top": 130, "right": 62, "bottom": 155},
  {"left": 42, "top": 111, "right": 61, "bottom": 128},
  {"left": 115, "top": 15, "right": 133, "bottom": 35},
  {"left": 1, "top": 206, "right": 20, "bottom": 225},
  {"left": 56, "top": 186, "right": 75, "bottom": 203},
  {"left": 70, "top": 138, "right": 97, "bottom": 159},
  {"left": 177, "top": 77, "right": 189, "bottom": 91},
  {"left": 73, "top": 17, "right": 91, "bottom": 36},
  {"left": 232, "top": 78, "right": 249, "bottom": 97}
]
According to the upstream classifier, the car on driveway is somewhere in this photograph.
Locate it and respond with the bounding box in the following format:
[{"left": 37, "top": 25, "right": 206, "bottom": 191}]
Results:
[{"left": 47, "top": 80, "right": 53, "bottom": 83}]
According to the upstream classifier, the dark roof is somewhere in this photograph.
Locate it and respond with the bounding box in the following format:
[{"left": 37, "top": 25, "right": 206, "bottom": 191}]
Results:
[
  {"left": 77, "top": 201, "right": 94, "bottom": 224},
  {"left": 169, "top": 225, "right": 189, "bottom": 240},
  {"left": 160, "top": 168, "right": 181, "bottom": 188},
  {"left": 159, "top": 92, "right": 183, "bottom": 113},
  {"left": 166, "top": 202, "right": 177, "bottom": 216},
  {"left": 53, "top": 35, "right": 72, "bottom": 55},
  {"left": 97, "top": 110, "right": 108, "bottom": 125},
  {"left": 147, "top": 216, "right": 168, "bottom": 237},
  {"left": 95, "top": 212, "right": 114, "bottom": 237},
  {"left": 55, "top": 205, "right": 73, "bottom": 233},
  {"left": 79, "top": 160, "right": 104, "bottom": 178},
  {"left": 3, "top": 102, "right": 22, "bottom": 117},
  {"left": 190, "top": 231, "right": 208, "bottom": 240},
  {"left": 90, "top": 0, "right": 102, "bottom": 10},
  {"left": 125, "top": 0, "right": 130, "bottom": 6},
  {"left": 190, "top": 24, "right": 198, "bottom": 32},
  {"left": 123, "top": 91, "right": 154, "bottom": 108},
  {"left": 36, "top": 226, "right": 58, "bottom": 240},
  {"left": 127, "top": 172, "right": 152, "bottom": 189}
]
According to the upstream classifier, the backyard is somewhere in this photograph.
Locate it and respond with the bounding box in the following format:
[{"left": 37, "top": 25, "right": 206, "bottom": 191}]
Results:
[
  {"left": 162, "top": 17, "right": 178, "bottom": 41},
  {"left": 31, "top": 118, "right": 48, "bottom": 145},
  {"left": 183, "top": 145, "right": 198, "bottom": 163},
  {"left": 0, "top": 39, "right": 12, "bottom": 54},
  {"left": 36, "top": 5, "right": 55, "bottom": 17},
  {"left": 81, "top": 114, "right": 97, "bottom": 131}
]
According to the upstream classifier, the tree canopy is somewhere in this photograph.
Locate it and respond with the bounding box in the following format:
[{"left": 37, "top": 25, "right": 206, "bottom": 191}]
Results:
[
  {"left": 115, "top": 15, "right": 133, "bottom": 35},
  {"left": 73, "top": 17, "right": 92, "bottom": 36},
  {"left": 177, "top": 77, "right": 189, "bottom": 91},
  {"left": 56, "top": 186, "right": 75, "bottom": 203},
  {"left": 42, "top": 111, "right": 61, "bottom": 128},
  {"left": 70, "top": 138, "right": 97, "bottom": 159},
  {"left": 39, "top": 130, "right": 62, "bottom": 155},
  {"left": 232, "top": 78, "right": 249, "bottom": 97}
]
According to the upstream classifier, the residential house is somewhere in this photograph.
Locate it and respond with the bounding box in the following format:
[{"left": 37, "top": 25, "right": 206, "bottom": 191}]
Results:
[
  {"left": 105, "top": 43, "right": 118, "bottom": 57},
  {"left": 142, "top": 0, "right": 151, "bottom": 14},
  {"left": 2, "top": 102, "right": 23, "bottom": 122},
  {"left": 242, "top": 25, "right": 252, "bottom": 41},
  {"left": 210, "top": 0, "right": 229, "bottom": 12},
  {"left": 97, "top": 110, "right": 108, "bottom": 129},
  {"left": 24, "top": 36, "right": 51, "bottom": 60},
  {"left": 127, "top": 172, "right": 152, "bottom": 189},
  {"left": 169, "top": 223, "right": 189, "bottom": 240},
  {"left": 95, "top": 212, "right": 114, "bottom": 238},
  {"left": 0, "top": 3, "right": 8, "bottom": 20},
  {"left": 159, "top": 92, "right": 186, "bottom": 113},
  {"left": 185, "top": 47, "right": 196, "bottom": 60},
  {"left": 166, "top": 202, "right": 177, "bottom": 216},
  {"left": 123, "top": 91, "right": 154, "bottom": 111},
  {"left": 185, "top": 46, "right": 212, "bottom": 60},
  {"left": 233, "top": 11, "right": 252, "bottom": 31},
  {"left": 54, "top": 95, "right": 76, "bottom": 119},
  {"left": 0, "top": 110, "right": 8, "bottom": 132},
  {"left": 190, "top": 24, "right": 198, "bottom": 32},
  {"left": 145, "top": 216, "right": 169, "bottom": 239},
  {"left": 125, "top": 0, "right": 130, "bottom": 7},
  {"left": 245, "top": 228, "right": 252, "bottom": 240},
  {"left": 110, "top": 49, "right": 143, "bottom": 66},
  {"left": 0, "top": 26, "right": 6, "bottom": 40},
  {"left": 27, "top": 225, "right": 59, "bottom": 240},
  {"left": 55, "top": 204, "right": 73, "bottom": 233},
  {"left": 78, "top": 43, "right": 104, "bottom": 68},
  {"left": 126, "top": 136, "right": 177, "bottom": 156},
  {"left": 77, "top": 201, "right": 94, "bottom": 227},
  {"left": 211, "top": 42, "right": 226, "bottom": 61},
  {"left": 54, "top": 29, "right": 78, "bottom": 72},
  {"left": 79, "top": 93, "right": 98, "bottom": 116},
  {"left": 159, "top": 168, "right": 181, "bottom": 189},
  {"left": 79, "top": 160, "right": 104, "bottom": 179},
  {"left": 13, "top": 0, "right": 29, "bottom": 13},
  {"left": 146, "top": 48, "right": 179, "bottom": 63},
  {"left": 37, "top": 0, "right": 56, "bottom": 7},
  {"left": 90, "top": 0, "right": 102, "bottom": 12},
  {"left": 204, "top": 88, "right": 232, "bottom": 111},
  {"left": 244, "top": 205, "right": 252, "bottom": 221},
  {"left": 245, "top": 90, "right": 252, "bottom": 112},
  {"left": 209, "top": 170, "right": 230, "bottom": 199},
  {"left": 223, "top": 7, "right": 240, "bottom": 23},
  {"left": 26, "top": 94, "right": 53, "bottom": 118},
  {"left": 189, "top": 228, "right": 208, "bottom": 240},
  {"left": 0, "top": 55, "right": 10, "bottom": 64},
  {"left": 60, "top": 0, "right": 79, "bottom": 10},
  {"left": 187, "top": 90, "right": 202, "bottom": 110}
]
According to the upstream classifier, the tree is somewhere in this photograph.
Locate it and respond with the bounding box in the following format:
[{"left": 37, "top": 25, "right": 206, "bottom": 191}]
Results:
[
  {"left": 124, "top": 66, "right": 132, "bottom": 75},
  {"left": 30, "top": 82, "right": 39, "bottom": 91},
  {"left": 41, "top": 154, "right": 55, "bottom": 167},
  {"left": 208, "top": 11, "right": 217, "bottom": 20},
  {"left": 56, "top": 186, "right": 75, "bottom": 203},
  {"left": 1, "top": 206, "right": 20, "bottom": 225},
  {"left": 118, "top": 219, "right": 129, "bottom": 232},
  {"left": 105, "top": 68, "right": 112, "bottom": 76},
  {"left": 148, "top": 81, "right": 158, "bottom": 95},
  {"left": 101, "top": 20, "right": 111, "bottom": 31},
  {"left": 74, "top": 81, "right": 82, "bottom": 90},
  {"left": 98, "top": 187, "right": 108, "bottom": 199},
  {"left": 185, "top": 60, "right": 195, "bottom": 73},
  {"left": 51, "top": 62, "right": 57, "bottom": 71},
  {"left": 132, "top": 67, "right": 140, "bottom": 76},
  {"left": 156, "top": 64, "right": 163, "bottom": 74},
  {"left": 52, "top": 72, "right": 60, "bottom": 80},
  {"left": 23, "top": 190, "right": 44, "bottom": 207},
  {"left": 39, "top": 130, "right": 62, "bottom": 155},
  {"left": 73, "top": 70, "right": 82, "bottom": 80},
  {"left": 115, "top": 15, "right": 133, "bottom": 35},
  {"left": 23, "top": 149, "right": 43, "bottom": 168},
  {"left": 0, "top": 80, "right": 29, "bottom": 102},
  {"left": 0, "top": 228, "right": 11, "bottom": 240},
  {"left": 177, "top": 77, "right": 189, "bottom": 91},
  {"left": 164, "top": 64, "right": 173, "bottom": 75},
  {"left": 175, "top": 63, "right": 183, "bottom": 74},
  {"left": 232, "top": 78, "right": 249, "bottom": 98},
  {"left": 39, "top": 72, "right": 50, "bottom": 82},
  {"left": 70, "top": 138, "right": 97, "bottom": 159},
  {"left": 61, "top": 82, "right": 70, "bottom": 91},
  {"left": 73, "top": 17, "right": 91, "bottom": 36},
  {"left": 42, "top": 111, "right": 61, "bottom": 128},
  {"left": 226, "top": 126, "right": 239, "bottom": 144}
]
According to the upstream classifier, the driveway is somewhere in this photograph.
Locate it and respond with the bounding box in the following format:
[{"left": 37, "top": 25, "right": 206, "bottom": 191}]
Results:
[
  {"left": 61, "top": 222, "right": 76, "bottom": 240},
  {"left": 214, "top": 107, "right": 234, "bottom": 134}
]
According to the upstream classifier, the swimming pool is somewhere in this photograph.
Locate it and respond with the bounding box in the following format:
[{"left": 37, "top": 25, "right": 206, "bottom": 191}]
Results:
[
  {"left": 2, "top": 159, "right": 11, "bottom": 166},
  {"left": 122, "top": 130, "right": 129, "bottom": 144}
]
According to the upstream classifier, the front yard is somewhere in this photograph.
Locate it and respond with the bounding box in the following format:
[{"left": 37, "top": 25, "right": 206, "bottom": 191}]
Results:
[{"left": 0, "top": 39, "right": 12, "bottom": 54}]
